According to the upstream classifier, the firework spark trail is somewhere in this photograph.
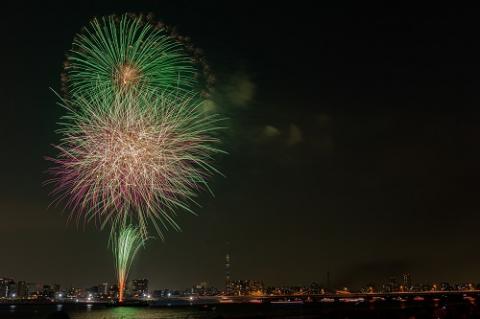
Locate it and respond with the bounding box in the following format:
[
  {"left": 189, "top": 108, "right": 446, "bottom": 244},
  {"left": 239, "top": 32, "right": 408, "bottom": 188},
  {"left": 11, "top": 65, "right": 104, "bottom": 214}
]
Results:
[
  {"left": 113, "top": 224, "right": 145, "bottom": 303},
  {"left": 47, "top": 91, "right": 223, "bottom": 239},
  {"left": 64, "top": 14, "right": 196, "bottom": 100}
]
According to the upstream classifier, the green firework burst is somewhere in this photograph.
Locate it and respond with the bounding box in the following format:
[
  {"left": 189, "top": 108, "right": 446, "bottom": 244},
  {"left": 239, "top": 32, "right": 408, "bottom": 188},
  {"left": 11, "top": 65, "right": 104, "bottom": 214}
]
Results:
[{"left": 65, "top": 14, "right": 197, "bottom": 100}]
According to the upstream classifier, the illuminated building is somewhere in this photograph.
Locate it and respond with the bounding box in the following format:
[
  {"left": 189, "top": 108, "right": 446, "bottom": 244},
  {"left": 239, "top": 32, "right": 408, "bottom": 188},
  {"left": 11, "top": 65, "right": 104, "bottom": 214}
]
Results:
[
  {"left": 402, "top": 273, "right": 412, "bottom": 290},
  {"left": 101, "top": 282, "right": 109, "bottom": 295},
  {"left": 16, "top": 281, "right": 27, "bottom": 298},
  {"left": 27, "top": 283, "right": 42, "bottom": 298},
  {"left": 231, "top": 280, "right": 264, "bottom": 296},
  {"left": 0, "top": 278, "right": 14, "bottom": 298},
  {"left": 225, "top": 252, "right": 231, "bottom": 293},
  {"left": 131, "top": 279, "right": 149, "bottom": 297},
  {"left": 41, "top": 285, "right": 54, "bottom": 299}
]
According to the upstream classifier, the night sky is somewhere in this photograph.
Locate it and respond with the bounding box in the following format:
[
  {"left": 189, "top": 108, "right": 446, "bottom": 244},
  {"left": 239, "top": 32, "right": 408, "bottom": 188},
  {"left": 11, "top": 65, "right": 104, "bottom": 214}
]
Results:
[{"left": 1, "top": 2, "right": 480, "bottom": 290}]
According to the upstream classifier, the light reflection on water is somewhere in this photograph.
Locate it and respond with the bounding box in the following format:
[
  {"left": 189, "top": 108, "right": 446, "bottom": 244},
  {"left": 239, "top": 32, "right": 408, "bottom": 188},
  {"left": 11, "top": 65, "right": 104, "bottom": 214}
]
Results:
[
  {"left": 68, "top": 307, "right": 208, "bottom": 319},
  {"left": 8, "top": 305, "right": 16, "bottom": 314},
  {"left": 0, "top": 305, "right": 210, "bottom": 319},
  {"left": 3, "top": 300, "right": 480, "bottom": 319}
]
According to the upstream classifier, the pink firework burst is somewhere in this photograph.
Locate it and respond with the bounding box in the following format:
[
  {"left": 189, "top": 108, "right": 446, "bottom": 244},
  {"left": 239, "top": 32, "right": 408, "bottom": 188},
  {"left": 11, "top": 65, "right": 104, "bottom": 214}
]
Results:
[{"left": 47, "top": 93, "right": 223, "bottom": 239}]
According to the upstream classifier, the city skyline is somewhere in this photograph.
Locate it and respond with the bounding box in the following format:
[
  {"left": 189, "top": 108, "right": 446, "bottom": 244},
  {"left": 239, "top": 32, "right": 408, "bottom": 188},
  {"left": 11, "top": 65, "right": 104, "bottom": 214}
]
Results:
[
  {"left": 1, "top": 2, "right": 480, "bottom": 292},
  {"left": 2, "top": 271, "right": 480, "bottom": 298}
]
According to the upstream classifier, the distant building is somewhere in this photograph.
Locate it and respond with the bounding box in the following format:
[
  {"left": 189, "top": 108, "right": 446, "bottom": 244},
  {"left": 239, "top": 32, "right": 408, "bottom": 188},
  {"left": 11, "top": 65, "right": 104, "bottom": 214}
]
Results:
[
  {"left": 153, "top": 289, "right": 172, "bottom": 298},
  {"left": 53, "top": 284, "right": 61, "bottom": 293},
  {"left": 0, "top": 278, "right": 14, "bottom": 298},
  {"left": 440, "top": 282, "right": 452, "bottom": 291},
  {"left": 42, "top": 285, "right": 54, "bottom": 299},
  {"left": 154, "top": 288, "right": 186, "bottom": 297},
  {"left": 402, "top": 273, "right": 412, "bottom": 290},
  {"left": 231, "top": 280, "right": 264, "bottom": 296},
  {"left": 131, "top": 279, "right": 148, "bottom": 297},
  {"left": 100, "top": 282, "right": 109, "bottom": 295},
  {"left": 16, "top": 281, "right": 27, "bottom": 298},
  {"left": 108, "top": 284, "right": 118, "bottom": 298},
  {"left": 191, "top": 281, "right": 207, "bottom": 295},
  {"left": 309, "top": 282, "right": 322, "bottom": 294},
  {"left": 27, "top": 283, "right": 42, "bottom": 298},
  {"left": 66, "top": 287, "right": 83, "bottom": 299},
  {"left": 383, "top": 276, "right": 399, "bottom": 292},
  {"left": 87, "top": 285, "right": 100, "bottom": 297}
]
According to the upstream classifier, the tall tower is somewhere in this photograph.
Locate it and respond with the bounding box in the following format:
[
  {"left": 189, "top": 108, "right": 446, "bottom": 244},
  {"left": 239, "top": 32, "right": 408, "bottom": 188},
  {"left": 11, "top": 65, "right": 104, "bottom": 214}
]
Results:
[
  {"left": 326, "top": 271, "right": 331, "bottom": 291},
  {"left": 402, "top": 273, "right": 412, "bottom": 290},
  {"left": 225, "top": 243, "right": 231, "bottom": 294}
]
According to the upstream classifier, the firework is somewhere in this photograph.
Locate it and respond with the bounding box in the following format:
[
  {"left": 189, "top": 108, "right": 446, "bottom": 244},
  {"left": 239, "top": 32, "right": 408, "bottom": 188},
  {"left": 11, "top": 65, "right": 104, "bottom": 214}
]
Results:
[
  {"left": 64, "top": 14, "right": 196, "bottom": 100},
  {"left": 47, "top": 91, "right": 223, "bottom": 239},
  {"left": 48, "top": 13, "right": 223, "bottom": 299},
  {"left": 113, "top": 224, "right": 145, "bottom": 303}
]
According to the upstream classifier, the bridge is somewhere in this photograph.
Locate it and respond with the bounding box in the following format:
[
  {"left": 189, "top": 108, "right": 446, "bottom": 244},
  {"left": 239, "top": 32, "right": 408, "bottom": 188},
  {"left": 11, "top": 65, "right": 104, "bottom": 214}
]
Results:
[{"left": 151, "top": 290, "right": 480, "bottom": 305}]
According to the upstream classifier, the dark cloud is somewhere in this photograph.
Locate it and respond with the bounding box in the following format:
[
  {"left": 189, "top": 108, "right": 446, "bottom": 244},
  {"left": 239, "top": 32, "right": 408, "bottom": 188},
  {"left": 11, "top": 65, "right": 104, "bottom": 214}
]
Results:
[
  {"left": 286, "top": 124, "right": 303, "bottom": 146},
  {"left": 221, "top": 70, "right": 255, "bottom": 108}
]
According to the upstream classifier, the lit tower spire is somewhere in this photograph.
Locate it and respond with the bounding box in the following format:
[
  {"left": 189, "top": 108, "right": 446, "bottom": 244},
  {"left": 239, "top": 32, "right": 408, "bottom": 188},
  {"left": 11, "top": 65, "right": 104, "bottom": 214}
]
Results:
[{"left": 225, "top": 242, "right": 231, "bottom": 294}]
